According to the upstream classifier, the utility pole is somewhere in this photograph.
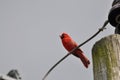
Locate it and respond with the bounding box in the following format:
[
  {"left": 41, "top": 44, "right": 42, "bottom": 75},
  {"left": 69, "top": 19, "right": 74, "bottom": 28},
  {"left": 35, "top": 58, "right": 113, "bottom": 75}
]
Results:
[{"left": 92, "top": 34, "right": 120, "bottom": 80}]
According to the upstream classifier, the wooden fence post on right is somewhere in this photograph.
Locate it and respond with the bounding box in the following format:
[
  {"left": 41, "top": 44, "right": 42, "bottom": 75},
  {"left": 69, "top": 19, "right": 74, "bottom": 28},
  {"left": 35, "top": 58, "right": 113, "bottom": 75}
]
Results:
[{"left": 92, "top": 34, "right": 120, "bottom": 80}]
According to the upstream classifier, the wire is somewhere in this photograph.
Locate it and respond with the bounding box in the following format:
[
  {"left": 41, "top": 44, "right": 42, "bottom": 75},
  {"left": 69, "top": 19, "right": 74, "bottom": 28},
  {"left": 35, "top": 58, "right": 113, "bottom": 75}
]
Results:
[{"left": 42, "top": 20, "right": 109, "bottom": 80}]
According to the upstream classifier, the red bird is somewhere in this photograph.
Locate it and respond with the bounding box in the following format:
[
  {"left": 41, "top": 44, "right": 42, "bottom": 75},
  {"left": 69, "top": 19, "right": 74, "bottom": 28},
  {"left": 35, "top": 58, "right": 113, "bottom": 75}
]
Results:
[{"left": 60, "top": 32, "right": 90, "bottom": 68}]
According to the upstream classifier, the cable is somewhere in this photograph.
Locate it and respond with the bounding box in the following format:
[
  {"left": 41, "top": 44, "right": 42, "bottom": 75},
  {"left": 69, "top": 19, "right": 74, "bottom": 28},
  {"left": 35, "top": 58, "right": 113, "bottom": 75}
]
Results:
[{"left": 42, "top": 20, "right": 109, "bottom": 80}]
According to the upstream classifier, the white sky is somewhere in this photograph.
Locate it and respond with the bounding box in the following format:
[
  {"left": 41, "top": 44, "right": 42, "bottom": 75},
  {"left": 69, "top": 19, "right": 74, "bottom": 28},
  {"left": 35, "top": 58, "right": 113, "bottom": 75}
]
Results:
[{"left": 0, "top": 0, "right": 115, "bottom": 80}]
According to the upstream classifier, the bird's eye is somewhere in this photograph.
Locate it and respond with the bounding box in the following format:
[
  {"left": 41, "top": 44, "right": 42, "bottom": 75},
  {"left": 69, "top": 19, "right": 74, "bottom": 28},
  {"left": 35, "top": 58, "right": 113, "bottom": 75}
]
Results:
[{"left": 60, "top": 34, "right": 64, "bottom": 39}]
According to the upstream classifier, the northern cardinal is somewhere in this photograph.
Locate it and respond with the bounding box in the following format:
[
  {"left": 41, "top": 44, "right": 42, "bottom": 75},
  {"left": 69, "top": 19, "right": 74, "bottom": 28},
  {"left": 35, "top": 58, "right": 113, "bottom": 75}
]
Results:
[{"left": 60, "top": 32, "right": 90, "bottom": 68}]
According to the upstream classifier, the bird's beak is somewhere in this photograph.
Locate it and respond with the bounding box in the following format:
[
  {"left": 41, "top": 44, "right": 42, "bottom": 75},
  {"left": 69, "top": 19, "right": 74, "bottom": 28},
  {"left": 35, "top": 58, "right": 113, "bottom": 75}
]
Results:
[{"left": 59, "top": 34, "right": 64, "bottom": 39}]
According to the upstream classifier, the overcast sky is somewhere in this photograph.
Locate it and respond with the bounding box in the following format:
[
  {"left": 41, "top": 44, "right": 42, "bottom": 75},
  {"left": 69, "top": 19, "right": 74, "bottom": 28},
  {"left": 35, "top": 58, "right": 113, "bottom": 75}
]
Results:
[{"left": 0, "top": 0, "right": 114, "bottom": 80}]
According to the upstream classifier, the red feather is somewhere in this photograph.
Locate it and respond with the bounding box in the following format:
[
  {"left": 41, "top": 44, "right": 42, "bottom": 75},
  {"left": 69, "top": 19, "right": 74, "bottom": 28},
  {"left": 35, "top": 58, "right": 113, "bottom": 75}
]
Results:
[{"left": 60, "top": 32, "right": 90, "bottom": 68}]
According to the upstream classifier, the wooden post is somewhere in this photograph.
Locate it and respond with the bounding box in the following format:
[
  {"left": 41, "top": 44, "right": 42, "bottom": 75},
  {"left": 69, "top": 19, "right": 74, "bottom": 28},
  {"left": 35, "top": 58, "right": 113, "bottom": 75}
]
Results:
[{"left": 92, "top": 34, "right": 120, "bottom": 80}]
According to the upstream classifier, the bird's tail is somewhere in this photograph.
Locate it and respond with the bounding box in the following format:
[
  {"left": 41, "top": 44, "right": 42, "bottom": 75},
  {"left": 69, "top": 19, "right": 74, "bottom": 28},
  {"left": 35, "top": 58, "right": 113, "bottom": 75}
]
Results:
[{"left": 75, "top": 50, "right": 90, "bottom": 68}]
